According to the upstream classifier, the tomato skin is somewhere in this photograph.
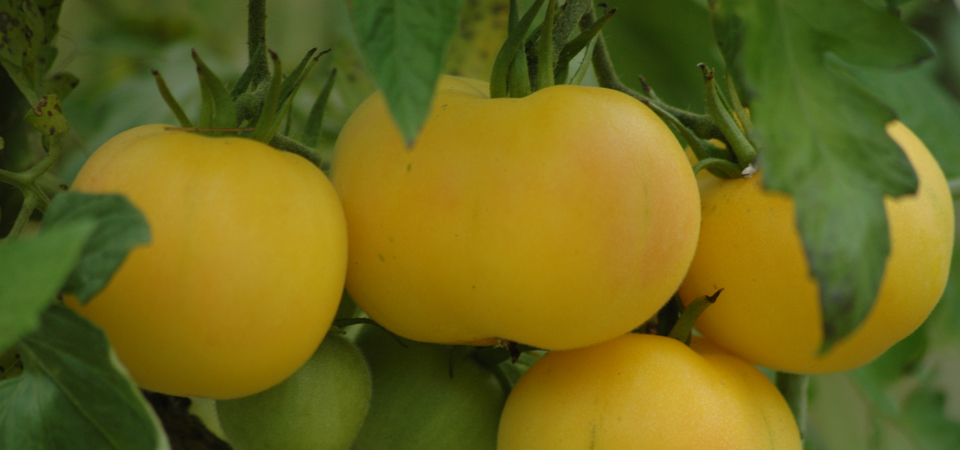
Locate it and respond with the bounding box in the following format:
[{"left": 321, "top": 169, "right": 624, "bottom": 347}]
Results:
[
  {"left": 497, "top": 334, "right": 802, "bottom": 450},
  {"left": 351, "top": 325, "right": 506, "bottom": 450},
  {"left": 331, "top": 76, "right": 700, "bottom": 350},
  {"left": 216, "top": 333, "right": 372, "bottom": 450},
  {"left": 679, "top": 121, "right": 954, "bottom": 373},
  {"left": 66, "top": 125, "right": 348, "bottom": 399}
]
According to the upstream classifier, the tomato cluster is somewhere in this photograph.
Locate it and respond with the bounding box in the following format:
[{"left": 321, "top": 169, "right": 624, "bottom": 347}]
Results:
[{"left": 68, "top": 73, "right": 952, "bottom": 449}]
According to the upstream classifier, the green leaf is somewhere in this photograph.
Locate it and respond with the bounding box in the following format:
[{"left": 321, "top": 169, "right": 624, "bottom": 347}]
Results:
[
  {"left": 602, "top": 0, "right": 724, "bottom": 114},
  {"left": 895, "top": 382, "right": 960, "bottom": 450},
  {"left": 0, "top": 304, "right": 169, "bottom": 450},
  {"left": 23, "top": 93, "right": 68, "bottom": 136},
  {"left": 0, "top": 0, "right": 65, "bottom": 104},
  {"left": 347, "top": 0, "right": 465, "bottom": 146},
  {"left": 849, "top": 61, "right": 960, "bottom": 178},
  {"left": 41, "top": 192, "right": 150, "bottom": 304},
  {"left": 0, "top": 220, "right": 95, "bottom": 353},
  {"left": 711, "top": 0, "right": 934, "bottom": 351},
  {"left": 0, "top": 348, "right": 22, "bottom": 380},
  {"left": 41, "top": 71, "right": 79, "bottom": 101}
]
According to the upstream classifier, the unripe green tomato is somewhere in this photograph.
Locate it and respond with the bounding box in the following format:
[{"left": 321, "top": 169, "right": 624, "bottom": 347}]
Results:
[
  {"left": 679, "top": 121, "right": 954, "bottom": 373},
  {"left": 66, "top": 125, "right": 348, "bottom": 399},
  {"left": 352, "top": 325, "right": 507, "bottom": 450},
  {"left": 497, "top": 334, "right": 802, "bottom": 450},
  {"left": 331, "top": 75, "right": 700, "bottom": 350},
  {"left": 216, "top": 333, "right": 372, "bottom": 450}
]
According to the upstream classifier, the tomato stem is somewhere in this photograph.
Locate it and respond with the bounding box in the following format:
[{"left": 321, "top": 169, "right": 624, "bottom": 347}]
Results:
[
  {"left": 551, "top": 0, "right": 592, "bottom": 63},
  {"left": 251, "top": 51, "right": 284, "bottom": 143},
  {"left": 775, "top": 372, "right": 809, "bottom": 443},
  {"left": 247, "top": 0, "right": 270, "bottom": 87},
  {"left": 7, "top": 190, "right": 38, "bottom": 241},
  {"left": 668, "top": 290, "right": 722, "bottom": 345},
  {"left": 1, "top": 135, "right": 62, "bottom": 240},
  {"left": 525, "top": 0, "right": 590, "bottom": 86},
  {"left": 583, "top": 8, "right": 727, "bottom": 143},
  {"left": 19, "top": 136, "right": 62, "bottom": 185},
  {"left": 231, "top": 42, "right": 266, "bottom": 99}
]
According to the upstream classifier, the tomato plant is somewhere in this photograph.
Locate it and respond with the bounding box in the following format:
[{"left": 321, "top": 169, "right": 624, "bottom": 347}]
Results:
[
  {"left": 216, "top": 332, "right": 372, "bottom": 450},
  {"left": 3, "top": 0, "right": 960, "bottom": 449},
  {"left": 65, "top": 124, "right": 348, "bottom": 399},
  {"left": 679, "top": 121, "right": 955, "bottom": 374},
  {"left": 351, "top": 324, "right": 507, "bottom": 450},
  {"left": 330, "top": 75, "right": 700, "bottom": 350},
  {"left": 497, "top": 333, "right": 802, "bottom": 449}
]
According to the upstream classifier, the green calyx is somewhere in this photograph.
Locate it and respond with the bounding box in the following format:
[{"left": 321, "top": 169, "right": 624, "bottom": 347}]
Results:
[
  {"left": 667, "top": 290, "right": 723, "bottom": 346},
  {"left": 490, "top": 0, "right": 616, "bottom": 98},
  {"left": 150, "top": 44, "right": 332, "bottom": 169},
  {"left": 699, "top": 64, "right": 758, "bottom": 174}
]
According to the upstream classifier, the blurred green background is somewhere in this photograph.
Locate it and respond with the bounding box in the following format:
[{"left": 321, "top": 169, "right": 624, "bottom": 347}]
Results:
[{"left": 3, "top": 0, "right": 960, "bottom": 448}]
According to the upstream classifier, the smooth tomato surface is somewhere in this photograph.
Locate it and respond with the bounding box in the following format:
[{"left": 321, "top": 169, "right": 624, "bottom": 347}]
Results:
[
  {"left": 331, "top": 76, "right": 700, "bottom": 350},
  {"left": 497, "top": 334, "right": 801, "bottom": 449},
  {"left": 352, "top": 325, "right": 506, "bottom": 450},
  {"left": 679, "top": 121, "right": 954, "bottom": 373},
  {"left": 216, "top": 333, "right": 372, "bottom": 450},
  {"left": 67, "top": 125, "right": 348, "bottom": 399}
]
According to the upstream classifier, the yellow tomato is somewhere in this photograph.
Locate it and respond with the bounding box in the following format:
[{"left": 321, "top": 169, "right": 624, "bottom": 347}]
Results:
[
  {"left": 67, "top": 125, "right": 348, "bottom": 399},
  {"left": 497, "top": 333, "right": 802, "bottom": 450},
  {"left": 679, "top": 121, "right": 954, "bottom": 373},
  {"left": 330, "top": 76, "right": 700, "bottom": 350}
]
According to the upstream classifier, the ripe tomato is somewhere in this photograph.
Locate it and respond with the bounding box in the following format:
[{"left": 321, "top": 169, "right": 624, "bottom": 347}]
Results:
[
  {"left": 330, "top": 76, "right": 700, "bottom": 350},
  {"left": 351, "top": 324, "right": 506, "bottom": 450},
  {"left": 497, "top": 333, "right": 802, "bottom": 449},
  {"left": 216, "top": 333, "right": 372, "bottom": 450},
  {"left": 678, "top": 121, "right": 954, "bottom": 373},
  {"left": 66, "top": 125, "right": 348, "bottom": 399}
]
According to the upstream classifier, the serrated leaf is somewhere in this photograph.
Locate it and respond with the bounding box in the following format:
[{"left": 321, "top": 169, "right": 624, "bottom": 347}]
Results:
[
  {"left": 711, "top": 0, "right": 934, "bottom": 351},
  {"left": 850, "top": 61, "right": 960, "bottom": 178},
  {"left": 41, "top": 71, "right": 78, "bottom": 101},
  {"left": 41, "top": 192, "right": 150, "bottom": 304},
  {"left": 0, "top": 304, "right": 169, "bottom": 450},
  {"left": 602, "top": 0, "right": 724, "bottom": 114},
  {"left": 34, "top": 0, "right": 62, "bottom": 76},
  {"left": 0, "top": 220, "right": 96, "bottom": 353},
  {"left": 24, "top": 93, "right": 68, "bottom": 136},
  {"left": 347, "top": 0, "right": 465, "bottom": 146},
  {"left": 0, "top": 0, "right": 65, "bottom": 104}
]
